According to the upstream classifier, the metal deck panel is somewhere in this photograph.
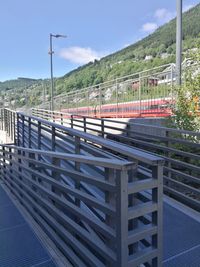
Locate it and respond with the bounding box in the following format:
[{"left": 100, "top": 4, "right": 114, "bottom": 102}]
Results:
[
  {"left": 164, "top": 245, "right": 200, "bottom": 267},
  {"left": 1, "top": 183, "right": 200, "bottom": 267},
  {"left": 164, "top": 203, "right": 200, "bottom": 267},
  {"left": 0, "top": 184, "right": 57, "bottom": 267}
]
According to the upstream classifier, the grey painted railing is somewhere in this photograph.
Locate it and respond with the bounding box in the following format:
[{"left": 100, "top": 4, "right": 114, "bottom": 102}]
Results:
[
  {"left": 32, "top": 108, "right": 200, "bottom": 211},
  {"left": 0, "top": 108, "right": 164, "bottom": 267}
]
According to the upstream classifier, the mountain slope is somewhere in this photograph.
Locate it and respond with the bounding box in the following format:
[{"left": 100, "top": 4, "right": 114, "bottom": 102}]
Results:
[
  {"left": 1, "top": 3, "right": 200, "bottom": 108},
  {"left": 54, "top": 3, "right": 200, "bottom": 94},
  {"left": 0, "top": 78, "right": 43, "bottom": 91}
]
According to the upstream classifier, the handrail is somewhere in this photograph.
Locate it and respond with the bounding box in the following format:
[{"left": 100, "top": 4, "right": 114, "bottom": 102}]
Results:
[
  {"left": 1, "top": 144, "right": 133, "bottom": 170},
  {"left": 27, "top": 112, "right": 164, "bottom": 165},
  {"left": 32, "top": 108, "right": 200, "bottom": 136},
  {"left": 32, "top": 108, "right": 200, "bottom": 211},
  {"left": 0, "top": 110, "right": 164, "bottom": 267}
]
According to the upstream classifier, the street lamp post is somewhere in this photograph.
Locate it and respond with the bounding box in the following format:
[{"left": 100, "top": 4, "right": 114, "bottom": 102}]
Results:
[
  {"left": 49, "top": 33, "right": 67, "bottom": 111},
  {"left": 176, "top": 0, "right": 182, "bottom": 85}
]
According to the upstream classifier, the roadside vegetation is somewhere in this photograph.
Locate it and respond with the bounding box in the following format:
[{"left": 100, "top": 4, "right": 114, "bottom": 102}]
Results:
[{"left": 168, "top": 40, "right": 200, "bottom": 132}]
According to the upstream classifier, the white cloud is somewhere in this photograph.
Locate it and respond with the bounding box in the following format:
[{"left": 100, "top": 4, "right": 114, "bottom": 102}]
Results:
[
  {"left": 154, "top": 8, "right": 175, "bottom": 24},
  {"left": 183, "top": 4, "right": 195, "bottom": 12},
  {"left": 154, "top": 3, "right": 195, "bottom": 25},
  {"left": 141, "top": 23, "right": 158, "bottom": 33},
  {"left": 141, "top": 3, "right": 196, "bottom": 36},
  {"left": 59, "top": 46, "right": 107, "bottom": 64},
  {"left": 123, "top": 43, "right": 131, "bottom": 48}
]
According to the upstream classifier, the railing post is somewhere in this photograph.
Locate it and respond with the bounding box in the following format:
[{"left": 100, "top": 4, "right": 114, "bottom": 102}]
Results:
[
  {"left": 116, "top": 168, "right": 129, "bottom": 267},
  {"left": 61, "top": 113, "right": 63, "bottom": 126},
  {"left": 171, "top": 64, "right": 174, "bottom": 99},
  {"left": 71, "top": 115, "right": 74, "bottom": 129},
  {"left": 37, "top": 121, "right": 41, "bottom": 150},
  {"left": 116, "top": 78, "right": 119, "bottom": 118},
  {"left": 17, "top": 148, "right": 22, "bottom": 182},
  {"left": 13, "top": 112, "right": 16, "bottom": 145},
  {"left": 166, "top": 130, "right": 172, "bottom": 180},
  {"left": 4, "top": 109, "right": 6, "bottom": 131},
  {"left": 83, "top": 117, "right": 86, "bottom": 133},
  {"left": 2, "top": 109, "right": 4, "bottom": 130},
  {"left": 87, "top": 88, "right": 90, "bottom": 116},
  {"left": 139, "top": 73, "right": 142, "bottom": 117},
  {"left": 99, "top": 85, "right": 102, "bottom": 118},
  {"left": 10, "top": 111, "right": 13, "bottom": 141},
  {"left": 27, "top": 117, "right": 31, "bottom": 148},
  {"left": 105, "top": 168, "right": 116, "bottom": 258},
  {"left": 2, "top": 146, "right": 6, "bottom": 178},
  {"left": 21, "top": 114, "right": 25, "bottom": 147},
  {"left": 10, "top": 111, "right": 12, "bottom": 140},
  {"left": 101, "top": 119, "right": 105, "bottom": 138},
  {"left": 0, "top": 109, "right": 2, "bottom": 130},
  {"left": 8, "top": 110, "right": 11, "bottom": 138},
  {"left": 126, "top": 123, "right": 131, "bottom": 138},
  {"left": 5, "top": 109, "right": 7, "bottom": 133},
  {"left": 7, "top": 147, "right": 13, "bottom": 178},
  {"left": 52, "top": 157, "right": 61, "bottom": 197},
  {"left": 152, "top": 164, "right": 163, "bottom": 267},
  {"left": 75, "top": 136, "right": 80, "bottom": 207},
  {"left": 52, "top": 126, "right": 56, "bottom": 151},
  {"left": 28, "top": 152, "right": 37, "bottom": 186}
]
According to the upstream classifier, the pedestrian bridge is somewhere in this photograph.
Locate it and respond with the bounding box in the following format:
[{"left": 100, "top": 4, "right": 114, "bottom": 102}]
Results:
[{"left": 0, "top": 108, "right": 200, "bottom": 267}]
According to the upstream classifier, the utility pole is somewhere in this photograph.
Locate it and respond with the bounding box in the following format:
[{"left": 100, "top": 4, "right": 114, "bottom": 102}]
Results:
[
  {"left": 49, "top": 34, "right": 54, "bottom": 111},
  {"left": 176, "top": 0, "right": 182, "bottom": 85}
]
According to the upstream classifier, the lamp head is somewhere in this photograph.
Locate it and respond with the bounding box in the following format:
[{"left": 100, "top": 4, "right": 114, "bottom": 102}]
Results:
[{"left": 51, "top": 34, "right": 67, "bottom": 38}]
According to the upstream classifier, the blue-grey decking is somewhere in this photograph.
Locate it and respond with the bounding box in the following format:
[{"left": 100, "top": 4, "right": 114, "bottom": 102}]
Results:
[
  {"left": 1, "top": 182, "right": 200, "bottom": 267},
  {"left": 164, "top": 203, "right": 200, "bottom": 267},
  {"left": 0, "top": 184, "right": 57, "bottom": 267}
]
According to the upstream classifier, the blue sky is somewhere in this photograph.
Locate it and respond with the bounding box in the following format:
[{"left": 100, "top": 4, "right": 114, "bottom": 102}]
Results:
[{"left": 0, "top": 0, "right": 199, "bottom": 81}]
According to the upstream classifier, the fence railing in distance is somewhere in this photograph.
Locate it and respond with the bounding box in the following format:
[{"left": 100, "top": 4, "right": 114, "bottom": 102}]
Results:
[{"left": 38, "top": 64, "right": 175, "bottom": 116}]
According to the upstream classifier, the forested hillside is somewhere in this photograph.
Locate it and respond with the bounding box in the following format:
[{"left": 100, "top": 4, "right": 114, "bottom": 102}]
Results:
[
  {"left": 0, "top": 78, "right": 42, "bottom": 91},
  {"left": 55, "top": 3, "right": 200, "bottom": 94},
  {"left": 0, "top": 3, "right": 200, "bottom": 108}
]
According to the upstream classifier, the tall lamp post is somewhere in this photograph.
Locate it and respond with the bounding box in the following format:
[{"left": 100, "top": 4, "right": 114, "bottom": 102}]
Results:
[
  {"left": 176, "top": 0, "right": 182, "bottom": 85},
  {"left": 49, "top": 33, "right": 67, "bottom": 111}
]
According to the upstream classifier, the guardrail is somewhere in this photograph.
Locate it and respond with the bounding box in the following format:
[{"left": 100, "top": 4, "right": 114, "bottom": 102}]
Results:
[
  {"left": 38, "top": 63, "right": 175, "bottom": 115},
  {"left": 36, "top": 63, "right": 199, "bottom": 118},
  {"left": 32, "top": 108, "right": 200, "bottom": 212},
  {"left": 0, "top": 108, "right": 164, "bottom": 267}
]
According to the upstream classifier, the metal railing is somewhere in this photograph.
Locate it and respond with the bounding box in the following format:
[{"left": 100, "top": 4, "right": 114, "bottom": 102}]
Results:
[
  {"left": 0, "top": 108, "right": 164, "bottom": 267},
  {"left": 36, "top": 63, "right": 199, "bottom": 118},
  {"left": 41, "top": 64, "right": 175, "bottom": 117},
  {"left": 32, "top": 108, "right": 200, "bottom": 212}
]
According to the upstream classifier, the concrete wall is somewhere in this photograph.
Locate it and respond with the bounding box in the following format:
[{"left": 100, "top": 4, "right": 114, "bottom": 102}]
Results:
[
  {"left": 0, "top": 130, "right": 12, "bottom": 144},
  {"left": 128, "top": 118, "right": 167, "bottom": 137}
]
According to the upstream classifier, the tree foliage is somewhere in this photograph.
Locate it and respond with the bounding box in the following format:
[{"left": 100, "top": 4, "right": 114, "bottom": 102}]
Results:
[{"left": 170, "top": 40, "right": 200, "bottom": 131}]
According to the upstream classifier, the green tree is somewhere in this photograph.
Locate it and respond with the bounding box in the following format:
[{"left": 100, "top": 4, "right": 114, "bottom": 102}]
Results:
[{"left": 170, "top": 41, "right": 200, "bottom": 131}]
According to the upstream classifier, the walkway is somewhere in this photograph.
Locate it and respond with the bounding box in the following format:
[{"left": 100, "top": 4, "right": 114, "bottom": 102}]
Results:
[
  {"left": 0, "top": 183, "right": 57, "bottom": 267},
  {"left": 0, "top": 180, "right": 200, "bottom": 267},
  {"left": 163, "top": 200, "right": 200, "bottom": 267}
]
